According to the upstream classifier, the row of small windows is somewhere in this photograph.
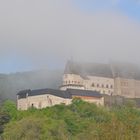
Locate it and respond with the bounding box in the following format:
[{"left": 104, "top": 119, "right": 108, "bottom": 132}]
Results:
[
  {"left": 121, "top": 82, "right": 128, "bottom": 86},
  {"left": 64, "top": 81, "right": 113, "bottom": 89},
  {"left": 91, "top": 83, "right": 113, "bottom": 89},
  {"left": 64, "top": 81, "right": 81, "bottom": 84},
  {"left": 89, "top": 89, "right": 113, "bottom": 95}
]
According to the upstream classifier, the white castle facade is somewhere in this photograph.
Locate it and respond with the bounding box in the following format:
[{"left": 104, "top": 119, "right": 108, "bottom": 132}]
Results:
[
  {"left": 60, "top": 74, "right": 114, "bottom": 95},
  {"left": 60, "top": 61, "right": 140, "bottom": 98}
]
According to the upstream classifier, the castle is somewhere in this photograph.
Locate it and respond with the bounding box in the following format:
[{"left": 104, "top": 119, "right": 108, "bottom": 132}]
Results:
[
  {"left": 60, "top": 61, "right": 140, "bottom": 98},
  {"left": 17, "top": 61, "right": 140, "bottom": 110}
]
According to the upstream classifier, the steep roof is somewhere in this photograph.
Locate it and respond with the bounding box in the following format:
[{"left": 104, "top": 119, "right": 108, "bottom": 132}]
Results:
[
  {"left": 110, "top": 62, "right": 140, "bottom": 80},
  {"left": 64, "top": 61, "right": 113, "bottom": 78},
  {"left": 64, "top": 60, "right": 140, "bottom": 80}
]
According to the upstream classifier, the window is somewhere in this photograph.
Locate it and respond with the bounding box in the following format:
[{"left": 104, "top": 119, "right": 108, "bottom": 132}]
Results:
[
  {"left": 102, "top": 84, "right": 104, "bottom": 88},
  {"left": 39, "top": 102, "right": 42, "bottom": 108},
  {"left": 91, "top": 83, "right": 95, "bottom": 87},
  {"left": 106, "top": 85, "right": 108, "bottom": 88},
  {"left": 97, "top": 84, "right": 99, "bottom": 87},
  {"left": 121, "top": 82, "right": 128, "bottom": 86},
  {"left": 31, "top": 103, "right": 34, "bottom": 108},
  {"left": 110, "top": 85, "right": 113, "bottom": 88}
]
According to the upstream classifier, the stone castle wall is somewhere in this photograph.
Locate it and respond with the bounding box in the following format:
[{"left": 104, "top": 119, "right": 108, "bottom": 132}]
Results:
[
  {"left": 61, "top": 74, "right": 140, "bottom": 98},
  {"left": 114, "top": 78, "right": 140, "bottom": 98},
  {"left": 17, "top": 94, "right": 71, "bottom": 110},
  {"left": 17, "top": 93, "right": 104, "bottom": 110},
  {"left": 61, "top": 74, "right": 114, "bottom": 95}
]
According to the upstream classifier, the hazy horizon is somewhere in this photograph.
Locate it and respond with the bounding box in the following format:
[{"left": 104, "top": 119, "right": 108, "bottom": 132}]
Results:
[{"left": 0, "top": 0, "right": 140, "bottom": 73}]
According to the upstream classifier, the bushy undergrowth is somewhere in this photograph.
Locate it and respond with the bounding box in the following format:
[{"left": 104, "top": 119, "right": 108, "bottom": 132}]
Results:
[{"left": 1, "top": 99, "right": 140, "bottom": 140}]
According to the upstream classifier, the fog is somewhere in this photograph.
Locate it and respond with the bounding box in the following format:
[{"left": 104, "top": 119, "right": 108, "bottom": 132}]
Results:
[{"left": 0, "top": 0, "right": 140, "bottom": 72}]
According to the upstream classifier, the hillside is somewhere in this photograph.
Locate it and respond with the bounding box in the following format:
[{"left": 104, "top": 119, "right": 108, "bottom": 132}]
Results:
[
  {"left": 0, "top": 69, "right": 63, "bottom": 101},
  {"left": 0, "top": 99, "right": 140, "bottom": 140}
]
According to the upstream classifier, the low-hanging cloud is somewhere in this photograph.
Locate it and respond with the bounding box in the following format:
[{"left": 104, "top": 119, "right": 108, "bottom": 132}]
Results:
[{"left": 0, "top": 0, "right": 140, "bottom": 72}]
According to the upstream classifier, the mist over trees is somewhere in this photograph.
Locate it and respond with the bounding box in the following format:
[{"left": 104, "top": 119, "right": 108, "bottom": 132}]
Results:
[{"left": 0, "top": 69, "right": 63, "bottom": 101}]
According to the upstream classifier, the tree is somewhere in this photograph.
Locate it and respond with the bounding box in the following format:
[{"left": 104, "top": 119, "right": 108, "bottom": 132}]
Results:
[{"left": 1, "top": 100, "right": 17, "bottom": 120}]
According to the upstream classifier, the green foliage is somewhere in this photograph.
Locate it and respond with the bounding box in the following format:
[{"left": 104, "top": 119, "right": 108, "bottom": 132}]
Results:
[
  {"left": 2, "top": 98, "right": 140, "bottom": 140},
  {"left": 0, "top": 111, "right": 10, "bottom": 135},
  {"left": 1, "top": 100, "right": 17, "bottom": 120}
]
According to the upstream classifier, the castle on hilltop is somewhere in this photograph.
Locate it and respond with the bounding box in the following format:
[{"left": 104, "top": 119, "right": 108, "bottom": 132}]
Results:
[
  {"left": 60, "top": 61, "right": 140, "bottom": 98},
  {"left": 17, "top": 61, "right": 140, "bottom": 110}
]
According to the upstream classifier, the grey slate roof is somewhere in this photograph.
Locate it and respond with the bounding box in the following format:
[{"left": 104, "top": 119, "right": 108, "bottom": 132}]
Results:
[
  {"left": 64, "top": 61, "right": 113, "bottom": 78},
  {"left": 17, "top": 88, "right": 70, "bottom": 99},
  {"left": 67, "top": 89, "right": 103, "bottom": 98},
  {"left": 110, "top": 62, "right": 140, "bottom": 80},
  {"left": 64, "top": 60, "right": 140, "bottom": 80},
  {"left": 17, "top": 88, "right": 103, "bottom": 99}
]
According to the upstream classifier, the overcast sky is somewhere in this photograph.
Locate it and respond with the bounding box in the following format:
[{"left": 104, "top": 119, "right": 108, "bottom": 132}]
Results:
[{"left": 0, "top": 0, "right": 140, "bottom": 73}]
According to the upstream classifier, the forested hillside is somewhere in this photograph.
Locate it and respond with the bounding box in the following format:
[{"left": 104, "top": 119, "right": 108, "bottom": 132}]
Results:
[
  {"left": 0, "top": 69, "right": 63, "bottom": 101},
  {"left": 0, "top": 99, "right": 140, "bottom": 140}
]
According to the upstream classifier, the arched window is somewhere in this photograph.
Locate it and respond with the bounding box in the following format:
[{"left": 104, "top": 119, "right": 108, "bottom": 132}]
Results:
[
  {"left": 31, "top": 103, "right": 34, "bottom": 108},
  {"left": 106, "top": 84, "right": 108, "bottom": 88},
  {"left": 91, "top": 83, "right": 95, "bottom": 87}
]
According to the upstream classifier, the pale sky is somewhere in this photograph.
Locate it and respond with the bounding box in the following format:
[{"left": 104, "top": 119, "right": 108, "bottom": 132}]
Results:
[{"left": 0, "top": 0, "right": 140, "bottom": 73}]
